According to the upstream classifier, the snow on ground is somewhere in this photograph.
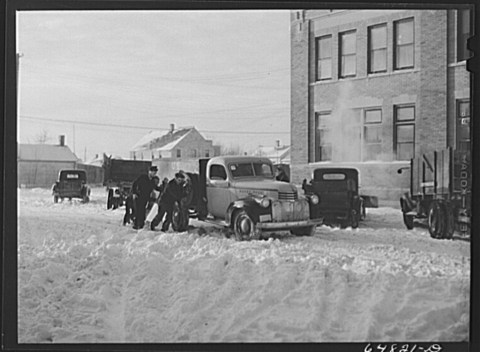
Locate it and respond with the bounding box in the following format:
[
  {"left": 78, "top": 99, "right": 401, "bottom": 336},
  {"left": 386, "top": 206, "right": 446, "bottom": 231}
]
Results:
[{"left": 17, "top": 187, "right": 470, "bottom": 343}]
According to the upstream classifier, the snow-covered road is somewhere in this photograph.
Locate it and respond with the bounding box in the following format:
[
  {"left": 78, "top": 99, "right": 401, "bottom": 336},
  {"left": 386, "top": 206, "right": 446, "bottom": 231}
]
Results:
[{"left": 17, "top": 187, "right": 470, "bottom": 343}]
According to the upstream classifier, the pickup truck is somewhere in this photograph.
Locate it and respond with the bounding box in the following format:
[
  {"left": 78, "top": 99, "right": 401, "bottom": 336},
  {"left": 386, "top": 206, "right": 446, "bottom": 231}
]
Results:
[
  {"left": 172, "top": 156, "right": 323, "bottom": 240},
  {"left": 52, "top": 169, "right": 91, "bottom": 203}
]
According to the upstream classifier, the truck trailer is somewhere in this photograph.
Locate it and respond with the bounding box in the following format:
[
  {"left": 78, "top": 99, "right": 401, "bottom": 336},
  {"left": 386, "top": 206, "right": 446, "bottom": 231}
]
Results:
[{"left": 399, "top": 147, "right": 471, "bottom": 239}]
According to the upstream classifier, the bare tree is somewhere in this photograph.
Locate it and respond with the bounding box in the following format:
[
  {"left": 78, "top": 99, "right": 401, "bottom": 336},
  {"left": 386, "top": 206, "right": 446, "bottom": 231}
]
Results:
[
  {"left": 33, "top": 129, "right": 51, "bottom": 144},
  {"left": 219, "top": 143, "right": 248, "bottom": 156}
]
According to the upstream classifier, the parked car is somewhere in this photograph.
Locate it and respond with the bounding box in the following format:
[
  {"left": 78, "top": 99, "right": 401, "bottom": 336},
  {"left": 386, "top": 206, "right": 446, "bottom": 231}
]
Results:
[
  {"left": 52, "top": 169, "right": 91, "bottom": 203},
  {"left": 302, "top": 167, "right": 378, "bottom": 228}
]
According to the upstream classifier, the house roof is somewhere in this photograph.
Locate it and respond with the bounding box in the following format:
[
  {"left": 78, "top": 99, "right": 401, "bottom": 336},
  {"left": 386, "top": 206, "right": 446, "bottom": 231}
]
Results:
[
  {"left": 132, "top": 127, "right": 194, "bottom": 152},
  {"left": 18, "top": 144, "right": 79, "bottom": 162}
]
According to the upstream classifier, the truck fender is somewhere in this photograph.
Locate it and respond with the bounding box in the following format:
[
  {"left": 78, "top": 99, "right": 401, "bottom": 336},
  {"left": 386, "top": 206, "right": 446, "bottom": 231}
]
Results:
[{"left": 226, "top": 199, "right": 259, "bottom": 227}]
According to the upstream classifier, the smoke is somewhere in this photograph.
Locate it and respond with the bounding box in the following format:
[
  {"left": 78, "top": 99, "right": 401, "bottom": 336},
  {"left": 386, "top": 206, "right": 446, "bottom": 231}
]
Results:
[{"left": 324, "top": 81, "right": 362, "bottom": 162}]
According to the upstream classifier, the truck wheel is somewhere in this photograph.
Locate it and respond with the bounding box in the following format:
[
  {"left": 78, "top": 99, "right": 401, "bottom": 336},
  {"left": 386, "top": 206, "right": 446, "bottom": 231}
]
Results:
[
  {"left": 428, "top": 202, "right": 444, "bottom": 239},
  {"left": 403, "top": 213, "right": 414, "bottom": 230},
  {"left": 54, "top": 195, "right": 59, "bottom": 203},
  {"left": 172, "top": 202, "right": 189, "bottom": 232},
  {"left": 83, "top": 195, "right": 90, "bottom": 203},
  {"left": 440, "top": 202, "right": 455, "bottom": 239},
  {"left": 350, "top": 210, "right": 359, "bottom": 229},
  {"left": 107, "top": 189, "right": 113, "bottom": 209},
  {"left": 233, "top": 210, "right": 260, "bottom": 241},
  {"left": 290, "top": 225, "right": 316, "bottom": 236}
]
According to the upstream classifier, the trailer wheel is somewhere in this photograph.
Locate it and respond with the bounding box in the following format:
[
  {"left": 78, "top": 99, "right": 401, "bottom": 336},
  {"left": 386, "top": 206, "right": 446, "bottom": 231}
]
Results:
[
  {"left": 428, "top": 201, "right": 444, "bottom": 239},
  {"left": 107, "top": 189, "right": 113, "bottom": 209},
  {"left": 440, "top": 202, "right": 455, "bottom": 239},
  {"left": 233, "top": 210, "right": 260, "bottom": 241}
]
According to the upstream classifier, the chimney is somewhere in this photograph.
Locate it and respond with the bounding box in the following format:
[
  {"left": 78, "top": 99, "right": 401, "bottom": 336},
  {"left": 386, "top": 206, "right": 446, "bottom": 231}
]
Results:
[
  {"left": 170, "top": 123, "right": 175, "bottom": 133},
  {"left": 59, "top": 135, "right": 65, "bottom": 146}
]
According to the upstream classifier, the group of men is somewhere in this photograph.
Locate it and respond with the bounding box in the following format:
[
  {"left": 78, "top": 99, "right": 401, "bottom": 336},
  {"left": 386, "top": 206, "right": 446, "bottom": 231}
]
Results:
[{"left": 129, "top": 166, "right": 188, "bottom": 231}]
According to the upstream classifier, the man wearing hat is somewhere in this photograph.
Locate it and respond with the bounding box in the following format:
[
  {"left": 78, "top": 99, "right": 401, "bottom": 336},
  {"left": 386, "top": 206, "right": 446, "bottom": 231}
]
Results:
[
  {"left": 151, "top": 171, "right": 186, "bottom": 231},
  {"left": 131, "top": 165, "right": 158, "bottom": 229}
]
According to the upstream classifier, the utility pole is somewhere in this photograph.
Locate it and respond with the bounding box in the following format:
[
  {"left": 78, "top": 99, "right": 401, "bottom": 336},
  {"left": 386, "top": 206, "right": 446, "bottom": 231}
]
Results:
[{"left": 73, "top": 123, "right": 76, "bottom": 154}]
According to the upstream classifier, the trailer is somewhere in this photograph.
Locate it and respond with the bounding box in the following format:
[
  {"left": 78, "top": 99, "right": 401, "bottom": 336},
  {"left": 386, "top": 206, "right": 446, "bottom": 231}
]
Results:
[
  {"left": 399, "top": 147, "right": 471, "bottom": 239},
  {"left": 103, "top": 155, "right": 152, "bottom": 209}
]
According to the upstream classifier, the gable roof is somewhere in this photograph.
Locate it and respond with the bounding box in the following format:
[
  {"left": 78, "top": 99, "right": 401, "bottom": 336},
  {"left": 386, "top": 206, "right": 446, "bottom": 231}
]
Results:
[
  {"left": 132, "top": 127, "right": 195, "bottom": 152},
  {"left": 18, "top": 144, "right": 79, "bottom": 162}
]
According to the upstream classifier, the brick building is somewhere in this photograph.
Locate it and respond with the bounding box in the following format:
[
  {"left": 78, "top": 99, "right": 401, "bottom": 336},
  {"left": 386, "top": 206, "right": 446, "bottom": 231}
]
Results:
[{"left": 290, "top": 9, "right": 471, "bottom": 206}]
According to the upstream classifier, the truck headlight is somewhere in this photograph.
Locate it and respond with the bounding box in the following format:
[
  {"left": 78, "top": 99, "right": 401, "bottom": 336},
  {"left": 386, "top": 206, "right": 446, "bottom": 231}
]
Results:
[
  {"left": 310, "top": 194, "right": 319, "bottom": 205},
  {"left": 255, "top": 197, "right": 271, "bottom": 208}
]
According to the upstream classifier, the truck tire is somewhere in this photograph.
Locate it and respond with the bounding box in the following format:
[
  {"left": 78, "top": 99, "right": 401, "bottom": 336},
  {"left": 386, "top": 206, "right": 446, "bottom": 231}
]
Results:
[
  {"left": 54, "top": 195, "right": 59, "bottom": 203},
  {"left": 172, "top": 202, "right": 189, "bottom": 232},
  {"left": 107, "top": 189, "right": 113, "bottom": 209},
  {"left": 233, "top": 210, "right": 260, "bottom": 241},
  {"left": 403, "top": 213, "right": 414, "bottom": 230},
  {"left": 440, "top": 202, "right": 455, "bottom": 239},
  {"left": 290, "top": 225, "right": 316, "bottom": 236},
  {"left": 428, "top": 201, "right": 444, "bottom": 239},
  {"left": 350, "top": 209, "right": 359, "bottom": 229},
  {"left": 83, "top": 195, "right": 90, "bottom": 203}
]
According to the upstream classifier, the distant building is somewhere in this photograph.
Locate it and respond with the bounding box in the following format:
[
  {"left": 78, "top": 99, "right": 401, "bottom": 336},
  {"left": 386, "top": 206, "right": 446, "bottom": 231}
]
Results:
[
  {"left": 18, "top": 136, "right": 80, "bottom": 187},
  {"left": 254, "top": 144, "right": 291, "bottom": 164},
  {"left": 290, "top": 9, "right": 471, "bottom": 205},
  {"left": 130, "top": 124, "right": 220, "bottom": 177},
  {"left": 130, "top": 124, "right": 219, "bottom": 161}
]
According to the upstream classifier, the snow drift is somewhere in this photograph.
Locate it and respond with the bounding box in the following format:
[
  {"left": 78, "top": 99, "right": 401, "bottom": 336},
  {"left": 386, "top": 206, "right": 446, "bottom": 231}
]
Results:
[{"left": 18, "top": 188, "right": 470, "bottom": 343}]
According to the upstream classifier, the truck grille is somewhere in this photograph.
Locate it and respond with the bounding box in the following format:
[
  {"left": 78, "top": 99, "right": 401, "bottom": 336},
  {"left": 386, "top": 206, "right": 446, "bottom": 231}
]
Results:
[
  {"left": 278, "top": 191, "right": 298, "bottom": 201},
  {"left": 271, "top": 199, "right": 309, "bottom": 222}
]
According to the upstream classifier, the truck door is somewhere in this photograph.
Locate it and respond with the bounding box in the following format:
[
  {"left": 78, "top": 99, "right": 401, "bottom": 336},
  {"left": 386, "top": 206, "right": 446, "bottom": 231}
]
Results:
[{"left": 206, "top": 163, "right": 231, "bottom": 218}]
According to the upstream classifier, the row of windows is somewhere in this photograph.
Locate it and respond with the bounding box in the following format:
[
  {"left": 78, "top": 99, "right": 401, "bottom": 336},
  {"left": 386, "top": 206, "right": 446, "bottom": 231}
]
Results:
[
  {"left": 314, "top": 100, "right": 470, "bottom": 162},
  {"left": 315, "top": 10, "right": 471, "bottom": 81},
  {"left": 315, "top": 105, "right": 416, "bottom": 162},
  {"left": 316, "top": 18, "right": 415, "bottom": 80}
]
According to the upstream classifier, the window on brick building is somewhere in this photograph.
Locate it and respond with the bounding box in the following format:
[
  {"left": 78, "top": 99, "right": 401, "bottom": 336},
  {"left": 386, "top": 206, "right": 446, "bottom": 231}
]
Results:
[
  {"left": 368, "top": 24, "right": 387, "bottom": 73},
  {"left": 456, "top": 100, "right": 470, "bottom": 151},
  {"left": 339, "top": 30, "right": 356, "bottom": 78},
  {"left": 205, "top": 149, "right": 210, "bottom": 157},
  {"left": 394, "top": 105, "right": 415, "bottom": 160},
  {"left": 316, "top": 35, "right": 332, "bottom": 80},
  {"left": 394, "top": 18, "right": 414, "bottom": 70},
  {"left": 315, "top": 112, "right": 332, "bottom": 161},
  {"left": 363, "top": 109, "right": 383, "bottom": 160},
  {"left": 457, "top": 9, "right": 472, "bottom": 62},
  {"left": 176, "top": 149, "right": 181, "bottom": 158}
]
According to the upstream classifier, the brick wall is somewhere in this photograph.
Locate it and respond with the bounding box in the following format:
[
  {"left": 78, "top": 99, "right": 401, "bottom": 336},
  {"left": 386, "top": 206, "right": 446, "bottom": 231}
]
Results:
[{"left": 290, "top": 10, "right": 469, "bottom": 206}]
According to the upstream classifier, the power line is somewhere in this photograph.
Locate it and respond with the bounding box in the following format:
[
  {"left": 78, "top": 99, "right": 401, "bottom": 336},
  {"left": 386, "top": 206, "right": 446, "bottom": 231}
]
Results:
[{"left": 19, "top": 115, "right": 290, "bottom": 135}]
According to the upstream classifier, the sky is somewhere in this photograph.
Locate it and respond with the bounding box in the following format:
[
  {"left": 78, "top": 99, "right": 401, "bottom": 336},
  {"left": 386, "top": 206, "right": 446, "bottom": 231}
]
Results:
[{"left": 16, "top": 10, "right": 291, "bottom": 161}]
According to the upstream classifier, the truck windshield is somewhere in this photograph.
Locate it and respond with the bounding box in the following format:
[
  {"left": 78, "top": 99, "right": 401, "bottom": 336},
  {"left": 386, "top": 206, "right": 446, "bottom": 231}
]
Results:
[{"left": 229, "top": 162, "right": 274, "bottom": 179}]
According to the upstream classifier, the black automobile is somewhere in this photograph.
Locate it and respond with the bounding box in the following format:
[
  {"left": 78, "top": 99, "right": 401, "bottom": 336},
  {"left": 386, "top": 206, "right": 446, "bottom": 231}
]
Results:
[
  {"left": 302, "top": 167, "right": 377, "bottom": 228},
  {"left": 52, "top": 169, "right": 91, "bottom": 203}
]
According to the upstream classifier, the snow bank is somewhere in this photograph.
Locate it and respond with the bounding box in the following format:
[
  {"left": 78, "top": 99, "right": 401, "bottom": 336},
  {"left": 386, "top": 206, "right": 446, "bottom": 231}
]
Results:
[{"left": 18, "top": 188, "right": 470, "bottom": 343}]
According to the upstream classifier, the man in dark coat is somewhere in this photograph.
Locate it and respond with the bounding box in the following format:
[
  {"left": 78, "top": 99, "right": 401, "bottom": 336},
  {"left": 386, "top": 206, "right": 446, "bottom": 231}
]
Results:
[
  {"left": 151, "top": 172, "right": 186, "bottom": 231},
  {"left": 131, "top": 165, "right": 158, "bottom": 229}
]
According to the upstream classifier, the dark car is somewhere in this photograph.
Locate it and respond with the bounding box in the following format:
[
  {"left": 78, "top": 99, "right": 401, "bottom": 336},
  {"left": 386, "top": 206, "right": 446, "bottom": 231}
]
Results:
[
  {"left": 52, "top": 169, "right": 91, "bottom": 203},
  {"left": 302, "top": 167, "right": 377, "bottom": 228}
]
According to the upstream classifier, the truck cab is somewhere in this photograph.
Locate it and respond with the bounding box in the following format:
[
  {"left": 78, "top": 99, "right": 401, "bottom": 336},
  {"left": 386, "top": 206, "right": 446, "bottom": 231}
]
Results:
[{"left": 178, "top": 156, "right": 323, "bottom": 240}]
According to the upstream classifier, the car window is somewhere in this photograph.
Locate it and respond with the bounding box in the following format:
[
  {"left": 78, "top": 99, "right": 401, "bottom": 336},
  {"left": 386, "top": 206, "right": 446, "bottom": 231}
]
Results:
[
  {"left": 210, "top": 164, "right": 227, "bottom": 180},
  {"left": 230, "top": 163, "right": 254, "bottom": 177},
  {"left": 322, "top": 173, "right": 346, "bottom": 180}
]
